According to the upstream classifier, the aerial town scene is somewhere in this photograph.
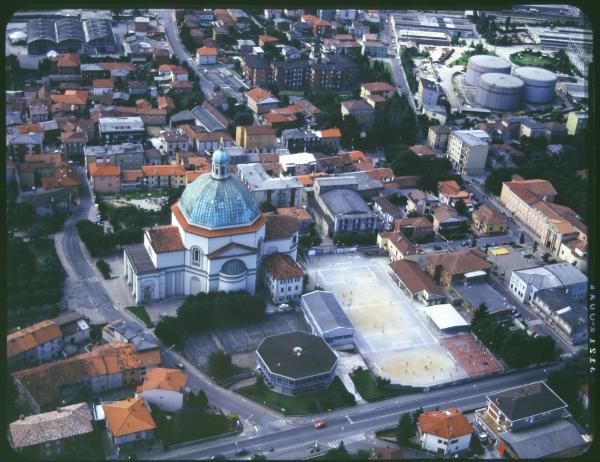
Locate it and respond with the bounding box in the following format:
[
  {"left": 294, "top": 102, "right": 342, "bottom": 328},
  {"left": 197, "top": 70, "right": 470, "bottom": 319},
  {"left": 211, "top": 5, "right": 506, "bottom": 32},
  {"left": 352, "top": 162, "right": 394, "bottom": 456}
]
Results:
[{"left": 5, "top": 5, "right": 594, "bottom": 461}]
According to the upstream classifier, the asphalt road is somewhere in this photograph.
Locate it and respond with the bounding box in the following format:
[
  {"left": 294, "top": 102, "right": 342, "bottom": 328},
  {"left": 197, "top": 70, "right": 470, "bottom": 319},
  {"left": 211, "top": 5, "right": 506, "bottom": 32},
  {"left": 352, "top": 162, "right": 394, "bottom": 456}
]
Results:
[{"left": 146, "top": 365, "right": 555, "bottom": 460}]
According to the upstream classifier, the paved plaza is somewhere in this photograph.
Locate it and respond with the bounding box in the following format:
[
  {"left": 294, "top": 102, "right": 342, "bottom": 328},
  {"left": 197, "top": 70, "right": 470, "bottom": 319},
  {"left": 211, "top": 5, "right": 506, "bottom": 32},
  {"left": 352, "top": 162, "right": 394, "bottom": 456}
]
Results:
[{"left": 305, "top": 253, "right": 468, "bottom": 386}]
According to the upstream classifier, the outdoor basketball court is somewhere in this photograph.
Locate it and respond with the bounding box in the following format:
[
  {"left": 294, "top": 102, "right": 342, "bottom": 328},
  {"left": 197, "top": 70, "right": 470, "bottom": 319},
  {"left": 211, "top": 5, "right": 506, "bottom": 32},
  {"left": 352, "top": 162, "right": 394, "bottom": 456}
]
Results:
[
  {"left": 441, "top": 334, "right": 504, "bottom": 376},
  {"left": 305, "top": 253, "right": 468, "bottom": 386}
]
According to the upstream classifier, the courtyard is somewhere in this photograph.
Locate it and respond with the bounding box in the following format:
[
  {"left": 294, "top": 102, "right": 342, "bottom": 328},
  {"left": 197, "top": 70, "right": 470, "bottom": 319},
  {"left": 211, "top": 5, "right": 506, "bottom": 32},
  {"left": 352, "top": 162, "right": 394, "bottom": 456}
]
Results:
[{"left": 304, "top": 253, "right": 469, "bottom": 387}]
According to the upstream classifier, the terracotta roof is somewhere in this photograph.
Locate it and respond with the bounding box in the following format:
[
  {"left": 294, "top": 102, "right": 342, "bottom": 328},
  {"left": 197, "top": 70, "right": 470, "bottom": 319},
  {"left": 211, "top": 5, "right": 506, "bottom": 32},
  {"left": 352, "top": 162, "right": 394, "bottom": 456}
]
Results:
[
  {"left": 50, "top": 90, "right": 89, "bottom": 106},
  {"left": 259, "top": 34, "right": 279, "bottom": 44},
  {"left": 245, "top": 87, "right": 278, "bottom": 104},
  {"left": 173, "top": 203, "right": 267, "bottom": 238},
  {"left": 361, "top": 82, "right": 395, "bottom": 93},
  {"left": 88, "top": 163, "right": 120, "bottom": 177},
  {"left": 7, "top": 320, "right": 62, "bottom": 358},
  {"left": 9, "top": 402, "right": 93, "bottom": 449},
  {"left": 42, "top": 163, "right": 81, "bottom": 190},
  {"left": 136, "top": 368, "right": 188, "bottom": 393},
  {"left": 186, "top": 171, "right": 204, "bottom": 183},
  {"left": 157, "top": 96, "right": 175, "bottom": 111},
  {"left": 503, "top": 178, "right": 557, "bottom": 205},
  {"left": 566, "top": 239, "right": 587, "bottom": 254},
  {"left": 263, "top": 112, "right": 297, "bottom": 124},
  {"left": 341, "top": 99, "right": 374, "bottom": 112},
  {"left": 243, "top": 125, "right": 276, "bottom": 136},
  {"left": 197, "top": 130, "right": 234, "bottom": 142},
  {"left": 101, "top": 62, "right": 136, "bottom": 72},
  {"left": 433, "top": 205, "right": 461, "bottom": 223},
  {"left": 272, "top": 104, "right": 303, "bottom": 116},
  {"left": 121, "top": 170, "right": 143, "bottom": 182},
  {"left": 171, "top": 80, "right": 193, "bottom": 90},
  {"left": 374, "top": 197, "right": 400, "bottom": 216},
  {"left": 262, "top": 252, "right": 305, "bottom": 280},
  {"left": 198, "top": 46, "right": 217, "bottom": 56},
  {"left": 320, "top": 128, "right": 342, "bottom": 138},
  {"left": 15, "top": 123, "right": 44, "bottom": 134},
  {"left": 276, "top": 207, "right": 312, "bottom": 221},
  {"left": 426, "top": 249, "right": 491, "bottom": 276},
  {"left": 381, "top": 231, "right": 416, "bottom": 256},
  {"left": 116, "top": 106, "right": 167, "bottom": 116},
  {"left": 472, "top": 204, "right": 507, "bottom": 226},
  {"left": 265, "top": 214, "right": 300, "bottom": 240},
  {"left": 56, "top": 53, "right": 80, "bottom": 68},
  {"left": 410, "top": 145, "right": 437, "bottom": 157},
  {"left": 418, "top": 408, "right": 474, "bottom": 439},
  {"left": 295, "top": 172, "right": 327, "bottom": 186},
  {"left": 146, "top": 226, "right": 185, "bottom": 253},
  {"left": 366, "top": 168, "right": 394, "bottom": 181},
  {"left": 389, "top": 259, "right": 444, "bottom": 296},
  {"left": 103, "top": 397, "right": 156, "bottom": 437},
  {"left": 93, "top": 79, "right": 114, "bottom": 88},
  {"left": 142, "top": 165, "right": 186, "bottom": 177}
]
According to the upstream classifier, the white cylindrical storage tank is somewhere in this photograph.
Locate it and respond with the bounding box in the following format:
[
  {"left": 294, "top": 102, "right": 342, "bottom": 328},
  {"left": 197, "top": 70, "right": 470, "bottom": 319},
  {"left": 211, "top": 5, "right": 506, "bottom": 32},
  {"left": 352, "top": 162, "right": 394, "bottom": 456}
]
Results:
[
  {"left": 476, "top": 73, "right": 524, "bottom": 111},
  {"left": 465, "top": 55, "right": 512, "bottom": 86},
  {"left": 512, "top": 66, "right": 557, "bottom": 103}
]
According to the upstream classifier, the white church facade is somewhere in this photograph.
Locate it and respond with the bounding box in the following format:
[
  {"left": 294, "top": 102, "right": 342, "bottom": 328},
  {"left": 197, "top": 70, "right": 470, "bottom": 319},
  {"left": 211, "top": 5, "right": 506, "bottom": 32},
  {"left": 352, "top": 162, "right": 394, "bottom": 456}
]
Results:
[{"left": 123, "top": 146, "right": 300, "bottom": 303}]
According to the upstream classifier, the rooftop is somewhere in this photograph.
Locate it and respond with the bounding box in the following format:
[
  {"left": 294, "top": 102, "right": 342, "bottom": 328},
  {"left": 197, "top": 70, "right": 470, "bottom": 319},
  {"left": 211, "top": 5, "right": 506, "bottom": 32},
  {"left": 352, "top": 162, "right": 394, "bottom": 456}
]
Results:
[
  {"left": 513, "top": 263, "right": 587, "bottom": 289},
  {"left": 262, "top": 252, "right": 305, "bottom": 280},
  {"left": 7, "top": 320, "right": 63, "bottom": 359},
  {"left": 424, "top": 304, "right": 469, "bottom": 331},
  {"left": 486, "top": 381, "right": 568, "bottom": 421},
  {"left": 301, "top": 290, "right": 354, "bottom": 333},
  {"left": 103, "top": 397, "right": 156, "bottom": 437},
  {"left": 389, "top": 259, "right": 444, "bottom": 296},
  {"left": 320, "top": 188, "right": 372, "bottom": 216},
  {"left": 146, "top": 226, "right": 185, "bottom": 253},
  {"left": 418, "top": 408, "right": 474, "bottom": 439},
  {"left": 265, "top": 214, "right": 300, "bottom": 240},
  {"left": 136, "top": 368, "right": 188, "bottom": 393}
]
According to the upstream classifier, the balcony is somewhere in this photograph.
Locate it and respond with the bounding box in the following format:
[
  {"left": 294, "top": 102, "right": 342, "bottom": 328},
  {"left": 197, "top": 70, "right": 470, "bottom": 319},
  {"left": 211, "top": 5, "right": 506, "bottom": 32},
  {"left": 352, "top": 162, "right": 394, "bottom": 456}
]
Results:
[{"left": 475, "top": 408, "right": 509, "bottom": 438}]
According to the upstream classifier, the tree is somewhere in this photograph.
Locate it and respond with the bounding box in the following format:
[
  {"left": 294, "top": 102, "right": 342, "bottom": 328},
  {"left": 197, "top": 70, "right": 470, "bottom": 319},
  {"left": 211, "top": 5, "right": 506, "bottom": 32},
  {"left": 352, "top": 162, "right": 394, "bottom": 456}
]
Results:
[
  {"left": 259, "top": 201, "right": 276, "bottom": 212},
  {"left": 504, "top": 16, "right": 511, "bottom": 32},
  {"left": 532, "top": 241, "right": 538, "bottom": 252},
  {"left": 519, "top": 231, "right": 525, "bottom": 244},
  {"left": 454, "top": 198, "right": 468, "bottom": 216},
  {"left": 396, "top": 412, "right": 415, "bottom": 446},
  {"left": 542, "top": 252, "right": 551, "bottom": 263},
  {"left": 154, "top": 316, "right": 182, "bottom": 347},
  {"left": 9, "top": 202, "right": 36, "bottom": 231},
  {"left": 251, "top": 454, "right": 267, "bottom": 460},
  {"left": 208, "top": 349, "right": 235, "bottom": 379}
]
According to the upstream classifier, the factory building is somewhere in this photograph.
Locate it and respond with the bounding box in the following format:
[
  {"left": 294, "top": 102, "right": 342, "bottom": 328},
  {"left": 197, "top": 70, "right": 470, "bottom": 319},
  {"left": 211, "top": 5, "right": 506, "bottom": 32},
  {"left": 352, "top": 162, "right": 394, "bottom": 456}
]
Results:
[
  {"left": 476, "top": 73, "right": 524, "bottom": 112},
  {"left": 512, "top": 67, "right": 557, "bottom": 104},
  {"left": 390, "top": 13, "right": 475, "bottom": 38},
  {"left": 465, "top": 55, "right": 512, "bottom": 87},
  {"left": 526, "top": 25, "right": 593, "bottom": 50}
]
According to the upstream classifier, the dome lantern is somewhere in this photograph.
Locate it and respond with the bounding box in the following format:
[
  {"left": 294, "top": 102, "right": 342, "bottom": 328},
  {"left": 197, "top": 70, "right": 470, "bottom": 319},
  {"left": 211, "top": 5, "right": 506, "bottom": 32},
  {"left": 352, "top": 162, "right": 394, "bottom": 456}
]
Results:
[{"left": 211, "top": 137, "right": 230, "bottom": 180}]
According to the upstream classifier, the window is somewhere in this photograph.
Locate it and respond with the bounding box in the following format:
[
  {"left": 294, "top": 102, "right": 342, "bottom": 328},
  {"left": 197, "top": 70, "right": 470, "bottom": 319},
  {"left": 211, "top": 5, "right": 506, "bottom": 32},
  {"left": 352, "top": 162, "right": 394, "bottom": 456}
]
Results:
[{"left": 191, "top": 247, "right": 202, "bottom": 266}]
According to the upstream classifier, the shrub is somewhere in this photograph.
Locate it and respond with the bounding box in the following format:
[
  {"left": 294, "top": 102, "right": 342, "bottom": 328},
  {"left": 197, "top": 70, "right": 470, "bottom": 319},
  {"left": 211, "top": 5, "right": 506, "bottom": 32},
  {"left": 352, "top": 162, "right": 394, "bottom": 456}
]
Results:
[{"left": 96, "top": 260, "right": 111, "bottom": 279}]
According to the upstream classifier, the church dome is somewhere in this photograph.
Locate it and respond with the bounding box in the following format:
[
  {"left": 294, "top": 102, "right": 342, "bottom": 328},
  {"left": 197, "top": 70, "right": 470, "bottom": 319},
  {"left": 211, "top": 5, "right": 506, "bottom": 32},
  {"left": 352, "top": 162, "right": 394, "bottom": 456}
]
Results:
[{"left": 178, "top": 147, "right": 260, "bottom": 230}]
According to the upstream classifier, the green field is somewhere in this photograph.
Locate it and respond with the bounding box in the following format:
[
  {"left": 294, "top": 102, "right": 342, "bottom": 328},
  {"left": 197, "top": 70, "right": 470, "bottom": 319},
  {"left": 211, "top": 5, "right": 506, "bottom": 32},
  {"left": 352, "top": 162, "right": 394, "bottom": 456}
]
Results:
[
  {"left": 236, "top": 377, "right": 355, "bottom": 415},
  {"left": 509, "top": 50, "right": 557, "bottom": 68},
  {"left": 454, "top": 49, "right": 498, "bottom": 66},
  {"left": 126, "top": 305, "right": 154, "bottom": 327},
  {"left": 351, "top": 370, "right": 418, "bottom": 402}
]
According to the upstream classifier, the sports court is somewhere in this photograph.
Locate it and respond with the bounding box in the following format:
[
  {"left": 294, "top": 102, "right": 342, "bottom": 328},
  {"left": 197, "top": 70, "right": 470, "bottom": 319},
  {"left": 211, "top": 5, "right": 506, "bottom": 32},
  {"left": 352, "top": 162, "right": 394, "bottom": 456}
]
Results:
[
  {"left": 441, "top": 334, "right": 504, "bottom": 376},
  {"left": 305, "top": 253, "right": 468, "bottom": 386}
]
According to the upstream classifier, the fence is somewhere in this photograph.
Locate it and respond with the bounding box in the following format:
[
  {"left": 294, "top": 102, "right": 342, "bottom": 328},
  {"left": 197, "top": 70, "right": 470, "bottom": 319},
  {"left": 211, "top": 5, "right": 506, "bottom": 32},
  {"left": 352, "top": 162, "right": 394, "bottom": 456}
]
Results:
[
  {"left": 308, "top": 246, "right": 358, "bottom": 256},
  {"left": 217, "top": 370, "right": 255, "bottom": 388}
]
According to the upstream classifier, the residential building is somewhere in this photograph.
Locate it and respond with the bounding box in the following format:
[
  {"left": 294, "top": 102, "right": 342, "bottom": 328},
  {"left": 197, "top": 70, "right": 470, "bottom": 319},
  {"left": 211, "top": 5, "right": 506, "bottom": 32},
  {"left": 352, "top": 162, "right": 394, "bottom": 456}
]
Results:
[
  {"left": 196, "top": 46, "right": 217, "bottom": 65},
  {"left": 280, "top": 128, "right": 321, "bottom": 153},
  {"left": 445, "top": 129, "right": 490, "bottom": 174},
  {"left": 437, "top": 180, "right": 473, "bottom": 211},
  {"left": 98, "top": 116, "right": 145, "bottom": 144},
  {"left": 142, "top": 165, "right": 187, "bottom": 189},
  {"left": 7, "top": 131, "right": 44, "bottom": 158},
  {"left": 41, "top": 162, "right": 81, "bottom": 195},
  {"left": 452, "top": 281, "right": 514, "bottom": 324},
  {"left": 394, "top": 216, "right": 434, "bottom": 241},
  {"left": 310, "top": 55, "right": 359, "bottom": 90},
  {"left": 279, "top": 152, "right": 317, "bottom": 176},
  {"left": 7, "top": 320, "right": 64, "bottom": 371},
  {"left": 509, "top": 262, "right": 587, "bottom": 304},
  {"left": 245, "top": 87, "right": 280, "bottom": 114},
  {"left": 9, "top": 403, "right": 94, "bottom": 459},
  {"left": 103, "top": 397, "right": 157, "bottom": 454},
  {"left": 88, "top": 163, "right": 121, "bottom": 193},
  {"left": 373, "top": 196, "right": 402, "bottom": 230},
  {"left": 340, "top": 99, "right": 375, "bottom": 129},
  {"left": 61, "top": 128, "right": 88, "bottom": 157},
  {"left": 242, "top": 54, "right": 272, "bottom": 86},
  {"left": 20, "top": 188, "right": 73, "bottom": 217},
  {"left": 29, "top": 100, "right": 49, "bottom": 123},
  {"left": 361, "top": 40, "right": 388, "bottom": 57},
  {"left": 519, "top": 118, "right": 545, "bottom": 138},
  {"left": 499, "top": 178, "right": 587, "bottom": 256},
  {"left": 12, "top": 342, "right": 160, "bottom": 413},
  {"left": 532, "top": 288, "right": 587, "bottom": 345},
  {"left": 235, "top": 125, "right": 276, "bottom": 151},
  {"left": 161, "top": 132, "right": 189, "bottom": 157},
  {"left": 53, "top": 52, "right": 81, "bottom": 75},
  {"left": 50, "top": 310, "right": 90, "bottom": 351},
  {"left": 237, "top": 163, "right": 303, "bottom": 208},
  {"left": 262, "top": 252, "right": 305, "bottom": 303},
  {"left": 428, "top": 124, "right": 451, "bottom": 150},
  {"left": 417, "top": 78, "right": 440, "bottom": 108},
  {"left": 84, "top": 143, "right": 144, "bottom": 170},
  {"left": 389, "top": 260, "right": 447, "bottom": 306},
  {"left": 471, "top": 204, "right": 508, "bottom": 236},
  {"left": 276, "top": 207, "right": 313, "bottom": 232},
  {"left": 92, "top": 78, "right": 114, "bottom": 96},
  {"left": 418, "top": 408, "right": 474, "bottom": 456},
  {"left": 271, "top": 60, "right": 311, "bottom": 90},
  {"left": 566, "top": 110, "right": 587, "bottom": 135},
  {"left": 425, "top": 248, "right": 491, "bottom": 289},
  {"left": 432, "top": 205, "right": 468, "bottom": 233},
  {"left": 360, "top": 81, "right": 395, "bottom": 100},
  {"left": 558, "top": 239, "right": 588, "bottom": 273},
  {"left": 101, "top": 320, "right": 160, "bottom": 360},
  {"left": 194, "top": 131, "right": 235, "bottom": 154},
  {"left": 377, "top": 231, "right": 416, "bottom": 261},
  {"left": 406, "top": 189, "right": 439, "bottom": 216},
  {"left": 301, "top": 291, "right": 354, "bottom": 350},
  {"left": 135, "top": 368, "right": 188, "bottom": 413},
  {"left": 256, "top": 332, "right": 337, "bottom": 396}
]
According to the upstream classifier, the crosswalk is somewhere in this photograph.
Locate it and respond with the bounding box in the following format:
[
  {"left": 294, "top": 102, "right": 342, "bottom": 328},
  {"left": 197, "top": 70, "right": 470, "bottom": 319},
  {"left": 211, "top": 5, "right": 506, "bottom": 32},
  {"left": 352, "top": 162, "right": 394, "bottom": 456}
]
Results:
[
  {"left": 528, "top": 318, "right": 544, "bottom": 326},
  {"left": 327, "top": 433, "right": 366, "bottom": 448},
  {"left": 255, "top": 419, "right": 290, "bottom": 432},
  {"left": 82, "top": 275, "right": 101, "bottom": 284}
]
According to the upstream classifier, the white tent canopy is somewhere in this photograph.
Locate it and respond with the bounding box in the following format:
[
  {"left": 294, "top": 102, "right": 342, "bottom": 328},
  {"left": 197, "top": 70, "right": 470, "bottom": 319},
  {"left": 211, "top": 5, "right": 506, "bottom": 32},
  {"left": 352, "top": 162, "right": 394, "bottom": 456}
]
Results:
[{"left": 425, "top": 304, "right": 469, "bottom": 331}]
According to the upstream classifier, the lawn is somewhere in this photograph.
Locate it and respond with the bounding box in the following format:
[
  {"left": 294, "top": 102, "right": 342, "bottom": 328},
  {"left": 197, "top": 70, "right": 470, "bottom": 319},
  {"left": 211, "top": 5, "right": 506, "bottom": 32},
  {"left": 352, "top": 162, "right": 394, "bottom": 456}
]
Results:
[
  {"left": 236, "top": 377, "right": 355, "bottom": 415},
  {"left": 279, "top": 90, "right": 304, "bottom": 97},
  {"left": 126, "top": 305, "right": 154, "bottom": 327},
  {"left": 509, "top": 50, "right": 557, "bottom": 68},
  {"left": 114, "top": 188, "right": 171, "bottom": 200},
  {"left": 351, "top": 369, "right": 418, "bottom": 402},
  {"left": 374, "top": 428, "right": 398, "bottom": 442}
]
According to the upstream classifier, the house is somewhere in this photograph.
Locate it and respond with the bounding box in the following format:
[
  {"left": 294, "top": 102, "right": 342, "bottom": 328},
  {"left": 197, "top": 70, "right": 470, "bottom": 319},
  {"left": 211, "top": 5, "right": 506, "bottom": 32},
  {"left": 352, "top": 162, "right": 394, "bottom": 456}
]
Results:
[
  {"left": 276, "top": 207, "right": 313, "bottom": 233},
  {"left": 406, "top": 189, "right": 439, "bottom": 216},
  {"left": 98, "top": 116, "right": 145, "bottom": 144},
  {"left": 61, "top": 128, "right": 88, "bottom": 157},
  {"left": 425, "top": 248, "right": 491, "bottom": 289},
  {"left": 445, "top": 129, "right": 490, "bottom": 174},
  {"left": 558, "top": 238, "right": 588, "bottom": 273},
  {"left": 377, "top": 231, "right": 416, "bottom": 260},
  {"left": 88, "top": 163, "right": 121, "bottom": 194},
  {"left": 280, "top": 127, "right": 321, "bottom": 153},
  {"left": 7, "top": 131, "right": 44, "bottom": 158},
  {"left": 7, "top": 320, "right": 64, "bottom": 371},
  {"left": 54, "top": 52, "right": 81, "bottom": 76},
  {"left": 12, "top": 342, "right": 160, "bottom": 413},
  {"left": 237, "top": 163, "right": 303, "bottom": 208},
  {"left": 340, "top": 99, "right": 375, "bottom": 129},
  {"left": 103, "top": 397, "right": 157, "bottom": 454},
  {"left": 316, "top": 128, "right": 342, "bottom": 153},
  {"left": 437, "top": 180, "right": 473, "bottom": 212},
  {"left": 373, "top": 197, "right": 402, "bottom": 230},
  {"left": 418, "top": 408, "right": 474, "bottom": 456},
  {"left": 565, "top": 111, "right": 587, "bottom": 135},
  {"left": 360, "top": 81, "right": 395, "bottom": 107},
  {"left": 20, "top": 188, "right": 73, "bottom": 217},
  {"left": 196, "top": 46, "right": 217, "bottom": 65},
  {"left": 28, "top": 100, "right": 49, "bottom": 123},
  {"left": 389, "top": 259, "right": 447, "bottom": 306},
  {"left": 161, "top": 132, "right": 189, "bottom": 157},
  {"left": 395, "top": 216, "right": 434, "bottom": 241},
  {"left": 279, "top": 152, "right": 317, "bottom": 175},
  {"left": 142, "top": 165, "right": 186, "bottom": 189},
  {"left": 509, "top": 262, "right": 587, "bottom": 304},
  {"left": 245, "top": 87, "right": 280, "bottom": 114},
  {"left": 471, "top": 204, "right": 508, "bottom": 236},
  {"left": 194, "top": 130, "right": 235, "bottom": 154},
  {"left": 50, "top": 310, "right": 90, "bottom": 352},
  {"left": 242, "top": 54, "right": 272, "bottom": 86},
  {"left": 361, "top": 40, "right": 387, "bottom": 57},
  {"left": 263, "top": 214, "right": 301, "bottom": 261},
  {"left": 452, "top": 281, "right": 514, "bottom": 324},
  {"left": 84, "top": 143, "right": 144, "bottom": 170},
  {"left": 301, "top": 290, "right": 354, "bottom": 350},
  {"left": 417, "top": 78, "right": 440, "bottom": 109},
  {"left": 499, "top": 177, "right": 587, "bottom": 257},
  {"left": 92, "top": 78, "right": 114, "bottom": 96},
  {"left": 9, "top": 403, "right": 94, "bottom": 459},
  {"left": 235, "top": 125, "right": 276, "bottom": 151},
  {"left": 41, "top": 162, "right": 81, "bottom": 195},
  {"left": 136, "top": 368, "right": 188, "bottom": 413},
  {"left": 102, "top": 320, "right": 160, "bottom": 358},
  {"left": 532, "top": 288, "right": 587, "bottom": 345},
  {"left": 428, "top": 124, "right": 451, "bottom": 150},
  {"left": 519, "top": 118, "right": 545, "bottom": 138},
  {"left": 262, "top": 252, "right": 305, "bottom": 303}
]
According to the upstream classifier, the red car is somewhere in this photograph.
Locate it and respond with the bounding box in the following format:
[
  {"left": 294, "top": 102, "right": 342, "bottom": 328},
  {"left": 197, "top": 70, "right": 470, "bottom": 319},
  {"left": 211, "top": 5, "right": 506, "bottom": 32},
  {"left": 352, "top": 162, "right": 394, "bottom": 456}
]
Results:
[{"left": 314, "top": 420, "right": 327, "bottom": 429}]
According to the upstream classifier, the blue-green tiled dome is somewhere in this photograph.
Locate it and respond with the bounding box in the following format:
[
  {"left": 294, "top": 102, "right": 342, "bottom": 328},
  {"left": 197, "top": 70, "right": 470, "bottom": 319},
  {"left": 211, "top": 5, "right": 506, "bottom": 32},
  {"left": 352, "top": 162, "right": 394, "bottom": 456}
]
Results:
[
  {"left": 212, "top": 149, "right": 230, "bottom": 165},
  {"left": 179, "top": 172, "right": 260, "bottom": 230}
]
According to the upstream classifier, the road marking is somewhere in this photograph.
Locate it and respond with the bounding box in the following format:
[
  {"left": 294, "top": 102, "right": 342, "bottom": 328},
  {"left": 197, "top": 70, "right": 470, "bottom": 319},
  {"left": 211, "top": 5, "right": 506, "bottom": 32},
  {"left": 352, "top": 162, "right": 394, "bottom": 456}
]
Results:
[
  {"left": 345, "top": 415, "right": 353, "bottom": 424},
  {"left": 528, "top": 319, "right": 543, "bottom": 326},
  {"left": 327, "top": 433, "right": 366, "bottom": 448}
]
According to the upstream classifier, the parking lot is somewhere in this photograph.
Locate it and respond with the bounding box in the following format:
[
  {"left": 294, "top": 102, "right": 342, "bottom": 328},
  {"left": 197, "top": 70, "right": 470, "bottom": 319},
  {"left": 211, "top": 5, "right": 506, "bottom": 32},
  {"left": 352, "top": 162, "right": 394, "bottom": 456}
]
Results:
[{"left": 305, "top": 253, "right": 468, "bottom": 386}]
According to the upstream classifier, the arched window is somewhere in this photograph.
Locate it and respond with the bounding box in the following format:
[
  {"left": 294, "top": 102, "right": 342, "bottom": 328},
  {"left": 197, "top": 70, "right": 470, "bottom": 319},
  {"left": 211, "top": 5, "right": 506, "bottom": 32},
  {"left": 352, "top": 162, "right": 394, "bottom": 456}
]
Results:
[{"left": 191, "top": 247, "right": 202, "bottom": 266}]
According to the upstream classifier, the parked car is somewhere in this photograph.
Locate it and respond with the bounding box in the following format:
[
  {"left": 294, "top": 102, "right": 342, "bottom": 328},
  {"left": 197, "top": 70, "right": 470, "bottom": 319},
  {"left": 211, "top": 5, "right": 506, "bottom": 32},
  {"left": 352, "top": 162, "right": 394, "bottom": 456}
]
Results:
[
  {"left": 433, "top": 245, "right": 443, "bottom": 250},
  {"left": 314, "top": 420, "right": 327, "bottom": 429},
  {"left": 478, "top": 432, "right": 488, "bottom": 443},
  {"left": 176, "top": 362, "right": 185, "bottom": 370}
]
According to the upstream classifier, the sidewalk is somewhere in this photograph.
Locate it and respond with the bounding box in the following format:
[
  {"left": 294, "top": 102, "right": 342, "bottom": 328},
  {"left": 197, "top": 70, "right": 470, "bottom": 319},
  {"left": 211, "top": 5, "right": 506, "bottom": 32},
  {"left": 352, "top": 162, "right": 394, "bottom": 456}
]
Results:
[{"left": 335, "top": 351, "right": 368, "bottom": 405}]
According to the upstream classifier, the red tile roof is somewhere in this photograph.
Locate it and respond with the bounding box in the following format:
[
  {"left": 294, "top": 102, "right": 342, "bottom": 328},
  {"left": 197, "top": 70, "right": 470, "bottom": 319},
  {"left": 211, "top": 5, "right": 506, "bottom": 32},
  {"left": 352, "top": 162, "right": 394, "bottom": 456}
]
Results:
[
  {"left": 146, "top": 226, "right": 185, "bottom": 253},
  {"left": 389, "top": 259, "right": 444, "bottom": 296},
  {"left": 50, "top": 90, "right": 89, "bottom": 106},
  {"left": 198, "top": 46, "right": 217, "bottom": 56},
  {"left": 320, "top": 128, "right": 342, "bottom": 138},
  {"left": 262, "top": 253, "right": 305, "bottom": 280},
  {"left": 136, "top": 368, "right": 188, "bottom": 393},
  {"left": 103, "top": 397, "right": 156, "bottom": 437},
  {"left": 418, "top": 408, "right": 474, "bottom": 439},
  {"left": 265, "top": 215, "right": 300, "bottom": 240},
  {"left": 142, "top": 165, "right": 186, "bottom": 177},
  {"left": 7, "top": 320, "right": 63, "bottom": 358},
  {"left": 88, "top": 163, "right": 120, "bottom": 177},
  {"left": 245, "top": 87, "right": 278, "bottom": 103},
  {"left": 93, "top": 79, "right": 114, "bottom": 88},
  {"left": 56, "top": 53, "right": 80, "bottom": 68},
  {"left": 361, "top": 82, "right": 395, "bottom": 93}
]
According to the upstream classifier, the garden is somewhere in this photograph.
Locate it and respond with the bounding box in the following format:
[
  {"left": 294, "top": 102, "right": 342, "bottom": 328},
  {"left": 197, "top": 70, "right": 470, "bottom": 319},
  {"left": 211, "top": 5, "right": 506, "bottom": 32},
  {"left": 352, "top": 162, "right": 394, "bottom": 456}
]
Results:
[{"left": 509, "top": 49, "right": 573, "bottom": 74}]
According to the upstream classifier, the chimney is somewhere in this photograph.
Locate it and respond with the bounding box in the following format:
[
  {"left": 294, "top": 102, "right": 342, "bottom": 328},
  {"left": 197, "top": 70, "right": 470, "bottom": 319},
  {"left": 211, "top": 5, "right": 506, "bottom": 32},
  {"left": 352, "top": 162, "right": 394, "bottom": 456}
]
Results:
[{"left": 19, "top": 414, "right": 24, "bottom": 420}]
